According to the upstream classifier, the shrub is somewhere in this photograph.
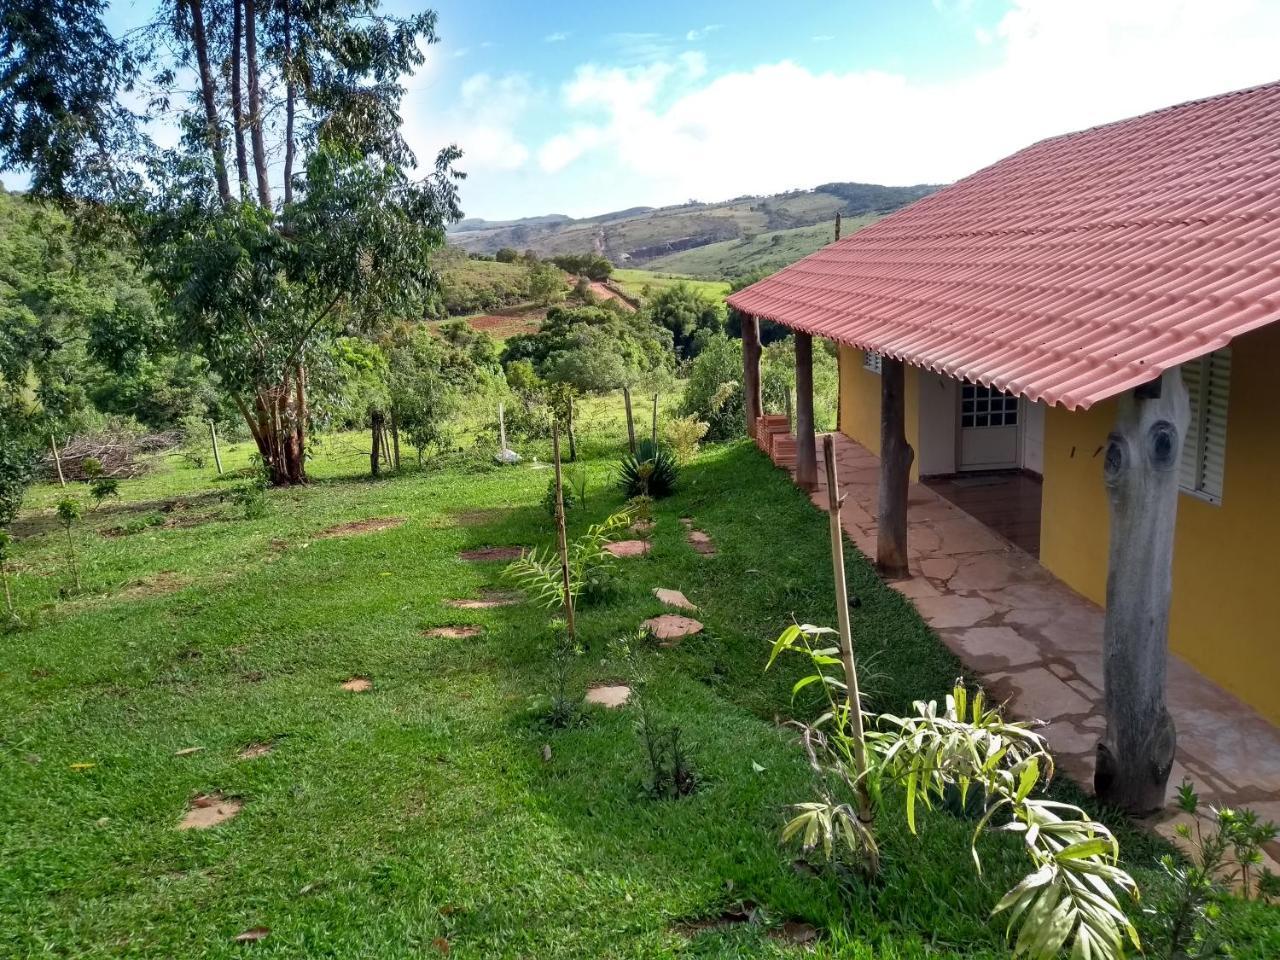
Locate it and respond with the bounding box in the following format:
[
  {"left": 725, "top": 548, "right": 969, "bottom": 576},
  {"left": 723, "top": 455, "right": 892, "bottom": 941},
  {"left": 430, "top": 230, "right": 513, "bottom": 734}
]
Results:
[
  {"left": 504, "top": 509, "right": 633, "bottom": 610},
  {"left": 679, "top": 334, "right": 744, "bottom": 442},
  {"left": 542, "top": 474, "right": 575, "bottom": 518},
  {"left": 641, "top": 282, "right": 726, "bottom": 359},
  {"left": 617, "top": 439, "right": 679, "bottom": 499},
  {"left": 662, "top": 415, "right": 709, "bottom": 463}
]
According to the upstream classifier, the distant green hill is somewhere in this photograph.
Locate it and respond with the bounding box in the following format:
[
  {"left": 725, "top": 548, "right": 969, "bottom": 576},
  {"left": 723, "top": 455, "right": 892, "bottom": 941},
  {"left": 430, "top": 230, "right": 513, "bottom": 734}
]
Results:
[
  {"left": 645, "top": 215, "right": 878, "bottom": 280},
  {"left": 448, "top": 182, "right": 936, "bottom": 272}
]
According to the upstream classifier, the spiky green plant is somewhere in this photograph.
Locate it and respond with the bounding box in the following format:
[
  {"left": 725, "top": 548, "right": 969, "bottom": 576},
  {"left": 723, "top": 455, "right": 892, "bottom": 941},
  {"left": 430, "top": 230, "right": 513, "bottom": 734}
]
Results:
[{"left": 617, "top": 439, "right": 679, "bottom": 499}]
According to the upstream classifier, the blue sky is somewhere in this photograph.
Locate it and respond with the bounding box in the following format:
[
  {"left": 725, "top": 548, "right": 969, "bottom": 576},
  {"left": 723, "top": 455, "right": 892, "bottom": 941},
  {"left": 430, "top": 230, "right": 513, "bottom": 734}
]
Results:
[{"left": 26, "top": 1, "right": 1280, "bottom": 221}]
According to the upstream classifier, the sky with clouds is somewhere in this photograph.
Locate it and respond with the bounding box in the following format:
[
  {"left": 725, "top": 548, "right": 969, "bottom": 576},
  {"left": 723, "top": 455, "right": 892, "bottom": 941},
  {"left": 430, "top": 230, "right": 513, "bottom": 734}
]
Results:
[
  {"left": 404, "top": 0, "right": 1280, "bottom": 221},
  {"left": 16, "top": 0, "right": 1280, "bottom": 222}
]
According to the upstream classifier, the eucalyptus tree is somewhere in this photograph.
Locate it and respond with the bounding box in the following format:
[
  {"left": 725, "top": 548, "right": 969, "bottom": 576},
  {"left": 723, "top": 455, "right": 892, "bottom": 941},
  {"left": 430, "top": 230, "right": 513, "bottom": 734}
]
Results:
[{"left": 0, "top": 0, "right": 463, "bottom": 485}]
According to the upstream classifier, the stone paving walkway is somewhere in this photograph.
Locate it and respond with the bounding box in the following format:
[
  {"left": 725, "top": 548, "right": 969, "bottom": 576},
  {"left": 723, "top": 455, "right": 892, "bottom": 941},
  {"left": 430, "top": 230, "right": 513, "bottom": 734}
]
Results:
[{"left": 787, "top": 433, "right": 1280, "bottom": 862}]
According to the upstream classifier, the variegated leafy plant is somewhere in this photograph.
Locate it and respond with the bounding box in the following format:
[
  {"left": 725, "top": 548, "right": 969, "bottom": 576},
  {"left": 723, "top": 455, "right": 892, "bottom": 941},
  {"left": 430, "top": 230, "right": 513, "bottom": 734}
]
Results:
[{"left": 768, "top": 622, "right": 1140, "bottom": 960}]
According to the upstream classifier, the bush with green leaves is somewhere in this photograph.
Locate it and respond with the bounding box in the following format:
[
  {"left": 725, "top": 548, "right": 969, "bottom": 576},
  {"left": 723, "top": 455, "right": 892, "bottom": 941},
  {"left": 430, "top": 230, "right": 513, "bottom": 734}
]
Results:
[
  {"left": 640, "top": 282, "right": 726, "bottom": 359},
  {"left": 55, "top": 497, "right": 84, "bottom": 593},
  {"left": 541, "top": 475, "right": 576, "bottom": 518},
  {"left": 504, "top": 509, "right": 633, "bottom": 611},
  {"left": 617, "top": 439, "right": 679, "bottom": 499},
  {"left": 768, "top": 623, "right": 1141, "bottom": 960},
  {"left": 679, "top": 334, "right": 746, "bottom": 442},
  {"left": 1145, "top": 781, "right": 1279, "bottom": 958},
  {"left": 662, "top": 414, "right": 709, "bottom": 463}
]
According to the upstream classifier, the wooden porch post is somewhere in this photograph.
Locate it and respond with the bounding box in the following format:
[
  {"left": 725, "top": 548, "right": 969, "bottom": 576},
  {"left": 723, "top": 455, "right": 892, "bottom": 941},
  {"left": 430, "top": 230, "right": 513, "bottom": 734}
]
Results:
[
  {"left": 876, "top": 358, "right": 914, "bottom": 579},
  {"left": 742, "top": 313, "right": 763, "bottom": 438},
  {"left": 794, "top": 332, "right": 817, "bottom": 490},
  {"left": 1095, "top": 367, "right": 1189, "bottom": 813}
]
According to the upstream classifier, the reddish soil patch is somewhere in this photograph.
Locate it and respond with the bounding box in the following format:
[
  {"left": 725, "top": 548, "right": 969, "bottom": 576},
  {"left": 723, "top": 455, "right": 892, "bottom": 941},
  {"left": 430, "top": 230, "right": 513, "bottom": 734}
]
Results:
[
  {"left": 315, "top": 517, "right": 406, "bottom": 539},
  {"left": 423, "top": 625, "right": 484, "bottom": 639},
  {"left": 447, "top": 591, "right": 522, "bottom": 609},
  {"left": 449, "top": 507, "right": 511, "bottom": 527},
  {"left": 340, "top": 677, "right": 372, "bottom": 692},
  {"left": 178, "top": 792, "right": 242, "bottom": 830},
  {"left": 686, "top": 529, "right": 717, "bottom": 556},
  {"left": 465, "top": 312, "right": 543, "bottom": 340},
  {"left": 458, "top": 546, "right": 523, "bottom": 562}
]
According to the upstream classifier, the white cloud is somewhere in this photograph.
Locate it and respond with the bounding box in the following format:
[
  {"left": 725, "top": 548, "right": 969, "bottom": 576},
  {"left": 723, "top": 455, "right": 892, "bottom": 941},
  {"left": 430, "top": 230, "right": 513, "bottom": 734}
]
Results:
[
  {"left": 545, "top": 32, "right": 568, "bottom": 43},
  {"left": 407, "top": 72, "right": 535, "bottom": 174},
  {"left": 811, "top": 34, "right": 835, "bottom": 42},
  {"left": 685, "top": 24, "right": 722, "bottom": 42},
  {"left": 534, "top": 0, "right": 1280, "bottom": 210}
]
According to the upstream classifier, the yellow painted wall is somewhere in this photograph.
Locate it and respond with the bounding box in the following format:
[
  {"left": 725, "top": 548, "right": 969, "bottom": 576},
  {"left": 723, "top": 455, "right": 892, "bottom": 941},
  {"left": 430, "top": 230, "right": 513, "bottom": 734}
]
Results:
[
  {"left": 1040, "top": 323, "right": 1280, "bottom": 723},
  {"left": 836, "top": 345, "right": 921, "bottom": 481}
]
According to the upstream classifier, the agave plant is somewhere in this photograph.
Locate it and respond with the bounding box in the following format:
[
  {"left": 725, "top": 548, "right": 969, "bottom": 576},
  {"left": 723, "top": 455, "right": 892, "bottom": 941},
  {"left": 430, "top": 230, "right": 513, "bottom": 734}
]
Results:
[
  {"left": 618, "top": 438, "right": 679, "bottom": 499},
  {"left": 768, "top": 623, "right": 1140, "bottom": 960},
  {"left": 504, "top": 508, "right": 633, "bottom": 610}
]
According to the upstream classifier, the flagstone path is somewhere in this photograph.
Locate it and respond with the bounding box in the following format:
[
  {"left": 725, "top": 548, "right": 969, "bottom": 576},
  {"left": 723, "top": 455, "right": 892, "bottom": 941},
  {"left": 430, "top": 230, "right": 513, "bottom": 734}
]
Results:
[{"left": 781, "top": 433, "right": 1280, "bottom": 864}]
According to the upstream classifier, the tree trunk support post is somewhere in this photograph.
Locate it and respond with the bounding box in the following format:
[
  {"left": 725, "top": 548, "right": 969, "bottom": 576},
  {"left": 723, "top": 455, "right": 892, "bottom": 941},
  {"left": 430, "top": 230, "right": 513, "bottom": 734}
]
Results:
[
  {"left": 650, "top": 394, "right": 659, "bottom": 449},
  {"left": 623, "top": 387, "right": 636, "bottom": 454},
  {"left": 742, "top": 313, "right": 763, "bottom": 438},
  {"left": 552, "top": 423, "right": 576, "bottom": 643},
  {"left": 876, "top": 358, "right": 914, "bottom": 579},
  {"left": 1095, "top": 368, "right": 1188, "bottom": 814},
  {"left": 794, "top": 332, "right": 818, "bottom": 490},
  {"left": 370, "top": 410, "right": 384, "bottom": 478},
  {"left": 208, "top": 420, "right": 224, "bottom": 475}
]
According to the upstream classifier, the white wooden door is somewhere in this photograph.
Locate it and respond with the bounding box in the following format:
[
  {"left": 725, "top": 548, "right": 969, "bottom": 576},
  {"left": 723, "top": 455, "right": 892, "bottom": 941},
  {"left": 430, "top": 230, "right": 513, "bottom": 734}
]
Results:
[{"left": 958, "top": 382, "right": 1020, "bottom": 470}]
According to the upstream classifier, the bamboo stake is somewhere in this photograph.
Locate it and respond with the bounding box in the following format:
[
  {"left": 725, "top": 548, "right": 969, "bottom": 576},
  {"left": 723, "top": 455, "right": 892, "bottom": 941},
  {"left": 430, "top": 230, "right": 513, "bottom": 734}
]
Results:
[
  {"left": 566, "top": 394, "right": 577, "bottom": 463},
  {"left": 650, "top": 393, "right": 658, "bottom": 449},
  {"left": 552, "top": 423, "right": 575, "bottom": 642},
  {"left": 49, "top": 435, "right": 66, "bottom": 487},
  {"left": 208, "top": 420, "right": 224, "bottom": 475},
  {"left": 623, "top": 387, "right": 636, "bottom": 454},
  {"left": 822, "top": 433, "right": 874, "bottom": 832}
]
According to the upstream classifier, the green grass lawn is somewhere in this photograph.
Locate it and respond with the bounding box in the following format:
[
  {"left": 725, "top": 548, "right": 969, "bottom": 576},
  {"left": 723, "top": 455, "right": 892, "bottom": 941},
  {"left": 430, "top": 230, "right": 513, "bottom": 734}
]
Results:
[
  {"left": 610, "top": 269, "right": 731, "bottom": 303},
  {"left": 3, "top": 409, "right": 1276, "bottom": 958}
]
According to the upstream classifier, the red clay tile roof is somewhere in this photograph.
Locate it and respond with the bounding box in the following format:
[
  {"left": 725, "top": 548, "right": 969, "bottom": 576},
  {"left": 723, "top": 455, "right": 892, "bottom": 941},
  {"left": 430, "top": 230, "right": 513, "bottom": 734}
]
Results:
[{"left": 727, "top": 81, "right": 1280, "bottom": 409}]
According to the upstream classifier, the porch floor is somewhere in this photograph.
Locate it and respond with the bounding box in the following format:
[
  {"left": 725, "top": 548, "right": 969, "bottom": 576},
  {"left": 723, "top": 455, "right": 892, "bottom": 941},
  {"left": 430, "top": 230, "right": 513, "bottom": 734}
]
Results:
[
  {"left": 789, "top": 433, "right": 1280, "bottom": 863},
  {"left": 923, "top": 471, "right": 1043, "bottom": 558}
]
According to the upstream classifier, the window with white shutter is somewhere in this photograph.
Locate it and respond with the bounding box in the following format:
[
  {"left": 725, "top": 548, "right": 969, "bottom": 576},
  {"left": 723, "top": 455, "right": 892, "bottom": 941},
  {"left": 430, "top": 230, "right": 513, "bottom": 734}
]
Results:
[
  {"left": 863, "top": 350, "right": 883, "bottom": 374},
  {"left": 1178, "top": 348, "right": 1231, "bottom": 503}
]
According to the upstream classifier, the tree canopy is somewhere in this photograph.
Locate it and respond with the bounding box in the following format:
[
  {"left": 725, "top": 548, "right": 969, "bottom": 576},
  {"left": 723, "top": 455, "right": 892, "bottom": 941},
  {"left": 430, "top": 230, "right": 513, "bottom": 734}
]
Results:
[{"left": 0, "top": 0, "right": 463, "bottom": 486}]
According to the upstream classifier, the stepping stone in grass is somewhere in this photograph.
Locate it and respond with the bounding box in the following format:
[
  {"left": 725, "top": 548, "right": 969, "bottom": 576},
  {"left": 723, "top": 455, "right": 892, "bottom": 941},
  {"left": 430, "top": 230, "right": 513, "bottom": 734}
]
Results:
[
  {"left": 653, "top": 588, "right": 697, "bottom": 611},
  {"left": 178, "top": 791, "right": 242, "bottom": 830},
  {"left": 447, "top": 590, "right": 522, "bottom": 609},
  {"left": 643, "top": 614, "right": 704, "bottom": 646},
  {"left": 423, "top": 625, "right": 483, "bottom": 639},
  {"left": 604, "top": 539, "right": 650, "bottom": 558},
  {"left": 340, "top": 677, "right": 372, "bottom": 692},
  {"left": 458, "top": 546, "right": 524, "bottom": 562},
  {"left": 238, "top": 742, "right": 273, "bottom": 760},
  {"left": 686, "top": 529, "right": 716, "bottom": 556},
  {"left": 585, "top": 684, "right": 631, "bottom": 708}
]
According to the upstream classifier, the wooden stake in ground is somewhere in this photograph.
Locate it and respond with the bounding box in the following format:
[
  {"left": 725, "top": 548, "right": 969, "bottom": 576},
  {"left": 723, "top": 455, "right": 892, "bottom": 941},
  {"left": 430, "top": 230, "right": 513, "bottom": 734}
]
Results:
[
  {"left": 822, "top": 433, "right": 876, "bottom": 856},
  {"left": 623, "top": 386, "right": 636, "bottom": 454},
  {"left": 370, "top": 410, "right": 384, "bottom": 478},
  {"left": 389, "top": 412, "right": 401, "bottom": 470},
  {"left": 742, "top": 314, "right": 763, "bottom": 438},
  {"left": 49, "top": 435, "right": 66, "bottom": 487},
  {"left": 876, "top": 358, "right": 914, "bottom": 578},
  {"left": 551, "top": 423, "right": 575, "bottom": 642},
  {"left": 835, "top": 212, "right": 842, "bottom": 241},
  {"left": 1095, "top": 368, "right": 1187, "bottom": 813},
  {"left": 208, "top": 420, "right": 224, "bottom": 475},
  {"left": 566, "top": 394, "right": 577, "bottom": 463},
  {"left": 650, "top": 394, "right": 658, "bottom": 449}
]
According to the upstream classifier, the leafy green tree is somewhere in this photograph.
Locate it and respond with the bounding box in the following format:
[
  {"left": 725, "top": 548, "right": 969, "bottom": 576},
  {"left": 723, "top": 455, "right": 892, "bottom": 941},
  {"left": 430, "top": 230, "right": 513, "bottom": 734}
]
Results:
[
  {"left": 494, "top": 247, "right": 519, "bottom": 263},
  {"left": 550, "top": 253, "right": 613, "bottom": 281},
  {"left": 0, "top": 1, "right": 463, "bottom": 486},
  {"left": 502, "top": 306, "right": 673, "bottom": 394},
  {"left": 527, "top": 261, "right": 567, "bottom": 306},
  {"left": 679, "top": 334, "right": 746, "bottom": 442},
  {"left": 641, "top": 282, "right": 726, "bottom": 359},
  {"left": 55, "top": 497, "right": 83, "bottom": 592}
]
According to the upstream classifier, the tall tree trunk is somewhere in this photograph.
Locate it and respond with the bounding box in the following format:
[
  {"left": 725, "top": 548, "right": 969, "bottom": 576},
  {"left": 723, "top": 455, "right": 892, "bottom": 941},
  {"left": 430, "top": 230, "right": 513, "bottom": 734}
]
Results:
[
  {"left": 742, "top": 314, "right": 763, "bottom": 438},
  {"left": 282, "top": 0, "right": 296, "bottom": 204},
  {"left": 187, "top": 0, "right": 232, "bottom": 204},
  {"left": 1095, "top": 368, "right": 1188, "bottom": 813},
  {"left": 389, "top": 411, "right": 401, "bottom": 470},
  {"left": 623, "top": 386, "right": 636, "bottom": 454},
  {"left": 230, "top": 0, "right": 250, "bottom": 194},
  {"left": 370, "top": 410, "right": 384, "bottom": 478},
  {"left": 876, "top": 358, "right": 914, "bottom": 579},
  {"left": 794, "top": 332, "right": 817, "bottom": 490},
  {"left": 244, "top": 0, "right": 271, "bottom": 208}
]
